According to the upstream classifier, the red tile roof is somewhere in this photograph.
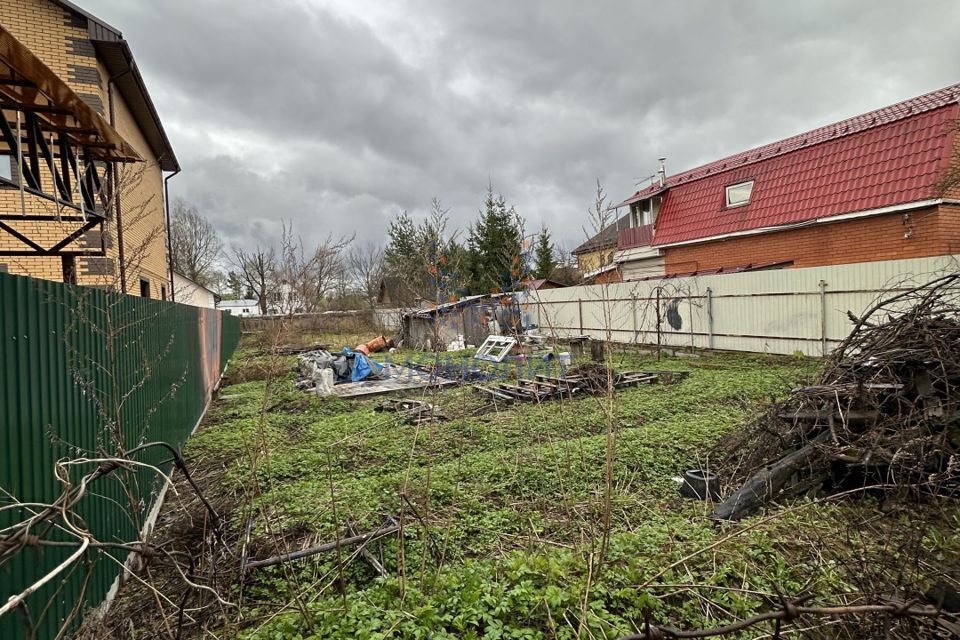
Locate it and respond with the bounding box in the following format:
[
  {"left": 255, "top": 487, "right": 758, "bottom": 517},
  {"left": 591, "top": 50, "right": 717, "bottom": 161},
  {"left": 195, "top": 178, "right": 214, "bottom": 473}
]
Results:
[{"left": 617, "top": 83, "right": 960, "bottom": 246}]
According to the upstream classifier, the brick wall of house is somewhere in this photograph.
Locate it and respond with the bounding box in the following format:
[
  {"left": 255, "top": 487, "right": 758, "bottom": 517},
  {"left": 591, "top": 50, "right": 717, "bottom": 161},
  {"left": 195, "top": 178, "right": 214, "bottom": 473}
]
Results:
[
  {"left": 941, "top": 203, "right": 960, "bottom": 249},
  {"left": 0, "top": 0, "right": 170, "bottom": 297},
  {"left": 663, "top": 206, "right": 960, "bottom": 275},
  {"left": 0, "top": 0, "right": 101, "bottom": 104},
  {"left": 94, "top": 60, "right": 169, "bottom": 298}
]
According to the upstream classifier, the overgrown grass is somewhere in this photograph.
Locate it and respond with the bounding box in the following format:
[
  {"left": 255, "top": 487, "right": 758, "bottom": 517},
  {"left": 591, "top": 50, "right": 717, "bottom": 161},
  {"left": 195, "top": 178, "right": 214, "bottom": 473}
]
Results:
[{"left": 181, "top": 340, "right": 958, "bottom": 639}]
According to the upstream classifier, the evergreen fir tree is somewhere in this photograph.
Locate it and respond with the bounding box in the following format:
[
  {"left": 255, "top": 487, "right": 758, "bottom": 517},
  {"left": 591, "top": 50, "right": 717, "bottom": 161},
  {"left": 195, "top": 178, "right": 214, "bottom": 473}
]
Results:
[
  {"left": 532, "top": 225, "right": 555, "bottom": 280},
  {"left": 466, "top": 185, "right": 524, "bottom": 294}
]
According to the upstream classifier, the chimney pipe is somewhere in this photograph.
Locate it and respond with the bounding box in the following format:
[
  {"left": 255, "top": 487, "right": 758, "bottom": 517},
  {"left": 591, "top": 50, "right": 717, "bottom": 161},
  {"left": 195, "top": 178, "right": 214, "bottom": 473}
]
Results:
[{"left": 657, "top": 157, "right": 666, "bottom": 188}]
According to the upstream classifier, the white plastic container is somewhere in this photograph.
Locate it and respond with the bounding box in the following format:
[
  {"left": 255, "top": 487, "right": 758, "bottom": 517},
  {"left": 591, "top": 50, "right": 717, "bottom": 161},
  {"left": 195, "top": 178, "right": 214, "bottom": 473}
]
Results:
[
  {"left": 558, "top": 352, "right": 572, "bottom": 367},
  {"left": 315, "top": 368, "right": 335, "bottom": 397}
]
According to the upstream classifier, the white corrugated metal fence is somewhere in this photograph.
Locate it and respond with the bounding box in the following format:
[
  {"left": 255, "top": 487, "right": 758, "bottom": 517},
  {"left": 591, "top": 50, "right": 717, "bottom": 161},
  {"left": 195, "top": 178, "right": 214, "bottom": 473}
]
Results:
[{"left": 518, "top": 256, "right": 960, "bottom": 356}]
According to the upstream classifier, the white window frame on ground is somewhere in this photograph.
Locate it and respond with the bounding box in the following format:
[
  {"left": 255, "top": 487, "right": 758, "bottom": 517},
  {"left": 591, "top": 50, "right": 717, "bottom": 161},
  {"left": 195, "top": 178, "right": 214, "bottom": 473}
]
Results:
[{"left": 725, "top": 180, "right": 754, "bottom": 207}]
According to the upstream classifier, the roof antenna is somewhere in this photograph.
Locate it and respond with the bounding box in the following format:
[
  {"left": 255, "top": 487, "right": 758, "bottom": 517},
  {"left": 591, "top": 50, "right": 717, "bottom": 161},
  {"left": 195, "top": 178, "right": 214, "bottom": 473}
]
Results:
[{"left": 657, "top": 158, "right": 667, "bottom": 188}]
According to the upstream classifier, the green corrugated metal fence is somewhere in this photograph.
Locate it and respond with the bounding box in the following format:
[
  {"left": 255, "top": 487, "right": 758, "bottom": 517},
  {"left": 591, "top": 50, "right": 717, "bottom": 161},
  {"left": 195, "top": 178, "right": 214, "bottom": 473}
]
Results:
[{"left": 0, "top": 271, "right": 240, "bottom": 639}]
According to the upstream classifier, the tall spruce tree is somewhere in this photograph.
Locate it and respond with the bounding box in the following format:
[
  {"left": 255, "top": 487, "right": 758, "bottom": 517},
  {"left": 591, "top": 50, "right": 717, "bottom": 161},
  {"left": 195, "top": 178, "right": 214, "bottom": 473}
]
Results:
[
  {"left": 383, "top": 202, "right": 465, "bottom": 303},
  {"left": 532, "top": 225, "right": 555, "bottom": 280},
  {"left": 466, "top": 185, "right": 524, "bottom": 294}
]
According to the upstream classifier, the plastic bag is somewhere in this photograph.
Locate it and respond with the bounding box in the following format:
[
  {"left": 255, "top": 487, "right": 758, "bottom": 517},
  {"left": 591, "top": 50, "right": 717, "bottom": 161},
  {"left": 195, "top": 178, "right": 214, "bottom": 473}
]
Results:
[{"left": 315, "top": 368, "right": 335, "bottom": 397}]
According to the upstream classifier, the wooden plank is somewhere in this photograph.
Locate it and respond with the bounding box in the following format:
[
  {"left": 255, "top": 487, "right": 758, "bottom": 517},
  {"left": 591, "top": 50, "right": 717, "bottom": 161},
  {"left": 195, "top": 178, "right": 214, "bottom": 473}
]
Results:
[
  {"left": 489, "top": 383, "right": 540, "bottom": 400},
  {"left": 495, "top": 382, "right": 552, "bottom": 400},
  {"left": 473, "top": 385, "right": 516, "bottom": 402}
]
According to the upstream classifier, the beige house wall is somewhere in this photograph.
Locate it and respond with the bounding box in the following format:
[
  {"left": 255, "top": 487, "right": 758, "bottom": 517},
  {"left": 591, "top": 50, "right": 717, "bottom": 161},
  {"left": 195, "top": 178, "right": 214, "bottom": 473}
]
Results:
[{"left": 575, "top": 247, "right": 615, "bottom": 275}]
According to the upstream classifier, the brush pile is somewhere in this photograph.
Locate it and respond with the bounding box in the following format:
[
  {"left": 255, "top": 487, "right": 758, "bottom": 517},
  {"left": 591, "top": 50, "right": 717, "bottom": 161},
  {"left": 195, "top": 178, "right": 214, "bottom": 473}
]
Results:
[
  {"left": 566, "top": 362, "right": 617, "bottom": 395},
  {"left": 711, "top": 273, "right": 960, "bottom": 520}
]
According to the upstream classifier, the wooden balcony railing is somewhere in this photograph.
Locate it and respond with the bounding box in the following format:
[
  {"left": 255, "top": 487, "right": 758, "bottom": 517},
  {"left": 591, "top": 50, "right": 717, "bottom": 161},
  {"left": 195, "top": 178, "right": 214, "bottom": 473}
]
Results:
[{"left": 617, "top": 224, "right": 654, "bottom": 250}]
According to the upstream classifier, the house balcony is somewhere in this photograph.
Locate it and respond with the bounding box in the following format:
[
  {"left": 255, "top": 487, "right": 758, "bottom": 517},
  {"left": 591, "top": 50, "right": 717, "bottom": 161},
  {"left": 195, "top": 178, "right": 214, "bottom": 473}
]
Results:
[{"left": 617, "top": 224, "right": 654, "bottom": 250}]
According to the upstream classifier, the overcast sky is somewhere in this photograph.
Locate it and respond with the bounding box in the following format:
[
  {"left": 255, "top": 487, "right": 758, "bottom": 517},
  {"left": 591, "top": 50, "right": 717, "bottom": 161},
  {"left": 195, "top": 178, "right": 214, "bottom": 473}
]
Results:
[{"left": 83, "top": 0, "right": 960, "bottom": 254}]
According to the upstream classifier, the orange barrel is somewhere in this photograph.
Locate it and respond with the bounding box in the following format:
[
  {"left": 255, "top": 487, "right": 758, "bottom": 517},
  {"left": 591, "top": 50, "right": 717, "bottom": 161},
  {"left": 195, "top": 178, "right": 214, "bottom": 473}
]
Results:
[{"left": 364, "top": 335, "right": 388, "bottom": 353}]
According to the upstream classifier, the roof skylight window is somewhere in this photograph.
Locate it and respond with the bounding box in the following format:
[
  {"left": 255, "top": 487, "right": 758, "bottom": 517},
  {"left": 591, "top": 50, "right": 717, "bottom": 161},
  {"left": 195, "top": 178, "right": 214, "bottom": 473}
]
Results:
[{"left": 725, "top": 180, "right": 754, "bottom": 207}]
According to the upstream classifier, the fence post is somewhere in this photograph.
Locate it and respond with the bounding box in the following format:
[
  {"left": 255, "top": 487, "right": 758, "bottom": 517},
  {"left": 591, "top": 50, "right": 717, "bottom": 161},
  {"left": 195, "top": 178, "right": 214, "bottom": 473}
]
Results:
[
  {"left": 631, "top": 296, "right": 638, "bottom": 344},
  {"left": 578, "top": 298, "right": 583, "bottom": 335},
  {"left": 706, "top": 287, "right": 714, "bottom": 350},
  {"left": 819, "top": 279, "right": 828, "bottom": 356}
]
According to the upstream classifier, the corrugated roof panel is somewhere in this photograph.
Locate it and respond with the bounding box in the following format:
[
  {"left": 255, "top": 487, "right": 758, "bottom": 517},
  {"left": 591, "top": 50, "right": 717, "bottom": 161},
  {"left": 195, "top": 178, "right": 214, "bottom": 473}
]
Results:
[{"left": 650, "top": 94, "right": 959, "bottom": 246}]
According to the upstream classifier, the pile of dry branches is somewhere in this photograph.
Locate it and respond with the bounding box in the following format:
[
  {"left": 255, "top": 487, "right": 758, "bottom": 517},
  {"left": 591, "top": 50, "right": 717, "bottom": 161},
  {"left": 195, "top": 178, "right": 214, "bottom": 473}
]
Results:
[
  {"left": 565, "top": 362, "right": 619, "bottom": 395},
  {"left": 713, "top": 273, "right": 960, "bottom": 520}
]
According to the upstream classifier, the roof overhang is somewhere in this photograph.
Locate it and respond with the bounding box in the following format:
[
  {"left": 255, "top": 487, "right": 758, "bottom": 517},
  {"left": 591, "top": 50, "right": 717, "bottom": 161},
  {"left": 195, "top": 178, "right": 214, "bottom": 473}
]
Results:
[
  {"left": 0, "top": 24, "right": 141, "bottom": 162},
  {"left": 611, "top": 186, "right": 667, "bottom": 210},
  {"left": 49, "top": 0, "right": 179, "bottom": 172},
  {"left": 94, "top": 39, "right": 180, "bottom": 171},
  {"left": 654, "top": 199, "right": 947, "bottom": 248},
  {"left": 571, "top": 240, "right": 616, "bottom": 256},
  {"left": 582, "top": 262, "right": 619, "bottom": 279}
]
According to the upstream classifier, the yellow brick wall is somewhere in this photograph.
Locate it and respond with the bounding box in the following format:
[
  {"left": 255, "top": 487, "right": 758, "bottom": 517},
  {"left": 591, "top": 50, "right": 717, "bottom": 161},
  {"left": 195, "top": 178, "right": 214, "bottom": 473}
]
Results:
[
  {"left": 0, "top": 0, "right": 170, "bottom": 298},
  {"left": 108, "top": 80, "right": 169, "bottom": 298},
  {"left": 0, "top": 0, "right": 102, "bottom": 102}
]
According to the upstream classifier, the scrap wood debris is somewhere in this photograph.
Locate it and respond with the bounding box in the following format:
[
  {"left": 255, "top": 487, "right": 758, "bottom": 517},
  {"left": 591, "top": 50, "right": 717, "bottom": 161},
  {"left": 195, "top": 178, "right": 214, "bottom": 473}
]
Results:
[
  {"left": 473, "top": 365, "right": 689, "bottom": 403},
  {"left": 711, "top": 272, "right": 960, "bottom": 521},
  {"left": 375, "top": 398, "right": 446, "bottom": 424}
]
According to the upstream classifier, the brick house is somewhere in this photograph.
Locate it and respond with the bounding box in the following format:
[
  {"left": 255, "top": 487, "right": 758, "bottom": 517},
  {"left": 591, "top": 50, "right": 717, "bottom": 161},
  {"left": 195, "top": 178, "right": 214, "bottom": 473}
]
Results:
[
  {"left": 0, "top": 0, "right": 178, "bottom": 297},
  {"left": 611, "top": 83, "right": 960, "bottom": 279}
]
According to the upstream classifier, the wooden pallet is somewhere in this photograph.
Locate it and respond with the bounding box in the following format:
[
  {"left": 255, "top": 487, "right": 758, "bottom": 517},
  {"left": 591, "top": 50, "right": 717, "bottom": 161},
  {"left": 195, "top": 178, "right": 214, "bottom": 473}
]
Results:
[{"left": 474, "top": 370, "right": 686, "bottom": 403}]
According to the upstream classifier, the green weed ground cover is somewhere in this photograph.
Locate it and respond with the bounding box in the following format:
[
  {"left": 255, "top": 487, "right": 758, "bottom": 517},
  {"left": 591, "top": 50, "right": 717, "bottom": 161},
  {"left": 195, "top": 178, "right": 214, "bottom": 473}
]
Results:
[{"left": 182, "top": 339, "right": 958, "bottom": 639}]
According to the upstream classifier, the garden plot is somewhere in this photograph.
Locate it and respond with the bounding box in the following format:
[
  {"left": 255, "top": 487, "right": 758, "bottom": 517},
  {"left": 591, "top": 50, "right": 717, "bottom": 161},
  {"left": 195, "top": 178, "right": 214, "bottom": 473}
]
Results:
[{"left": 87, "top": 333, "right": 960, "bottom": 640}]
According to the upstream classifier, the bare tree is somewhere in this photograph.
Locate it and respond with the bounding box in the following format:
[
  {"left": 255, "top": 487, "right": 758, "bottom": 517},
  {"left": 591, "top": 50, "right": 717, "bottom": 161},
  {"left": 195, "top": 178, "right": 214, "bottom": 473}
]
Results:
[
  {"left": 231, "top": 245, "right": 276, "bottom": 315},
  {"left": 274, "top": 222, "right": 318, "bottom": 315},
  {"left": 549, "top": 245, "right": 581, "bottom": 285},
  {"left": 313, "top": 233, "right": 353, "bottom": 305},
  {"left": 170, "top": 200, "right": 223, "bottom": 287},
  {"left": 347, "top": 242, "right": 385, "bottom": 308},
  {"left": 586, "top": 179, "right": 611, "bottom": 237}
]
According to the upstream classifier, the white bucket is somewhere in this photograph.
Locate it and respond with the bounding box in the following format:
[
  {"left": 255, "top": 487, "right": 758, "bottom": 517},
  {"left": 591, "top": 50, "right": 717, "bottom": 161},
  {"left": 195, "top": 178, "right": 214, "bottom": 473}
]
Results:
[{"left": 558, "top": 352, "right": 572, "bottom": 367}]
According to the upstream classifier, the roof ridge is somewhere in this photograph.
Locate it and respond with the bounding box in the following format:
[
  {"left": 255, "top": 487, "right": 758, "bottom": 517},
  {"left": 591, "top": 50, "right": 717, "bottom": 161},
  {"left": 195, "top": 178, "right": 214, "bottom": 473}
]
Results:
[{"left": 631, "top": 82, "right": 960, "bottom": 197}]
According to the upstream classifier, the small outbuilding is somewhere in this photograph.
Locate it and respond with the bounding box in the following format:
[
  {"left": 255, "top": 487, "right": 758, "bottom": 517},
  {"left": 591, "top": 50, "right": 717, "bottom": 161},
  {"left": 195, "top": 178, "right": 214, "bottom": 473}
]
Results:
[
  {"left": 218, "top": 299, "right": 262, "bottom": 316},
  {"left": 401, "top": 294, "right": 522, "bottom": 351},
  {"left": 172, "top": 272, "right": 218, "bottom": 309},
  {"left": 525, "top": 278, "right": 567, "bottom": 291}
]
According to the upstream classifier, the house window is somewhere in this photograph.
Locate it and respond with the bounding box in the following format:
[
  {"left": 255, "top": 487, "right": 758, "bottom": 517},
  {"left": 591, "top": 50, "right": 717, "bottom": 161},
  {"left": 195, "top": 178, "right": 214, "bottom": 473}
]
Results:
[
  {"left": 725, "top": 180, "right": 754, "bottom": 207},
  {"left": 0, "top": 154, "right": 12, "bottom": 182},
  {"left": 630, "top": 196, "right": 661, "bottom": 227},
  {"left": 61, "top": 256, "right": 77, "bottom": 284},
  {"left": 139, "top": 278, "right": 151, "bottom": 298},
  {"left": 160, "top": 285, "right": 167, "bottom": 301}
]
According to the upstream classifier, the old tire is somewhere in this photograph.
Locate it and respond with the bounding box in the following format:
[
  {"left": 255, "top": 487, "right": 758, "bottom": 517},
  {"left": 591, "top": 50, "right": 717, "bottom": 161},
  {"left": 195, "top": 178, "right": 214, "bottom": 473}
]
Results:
[{"left": 680, "top": 469, "right": 720, "bottom": 500}]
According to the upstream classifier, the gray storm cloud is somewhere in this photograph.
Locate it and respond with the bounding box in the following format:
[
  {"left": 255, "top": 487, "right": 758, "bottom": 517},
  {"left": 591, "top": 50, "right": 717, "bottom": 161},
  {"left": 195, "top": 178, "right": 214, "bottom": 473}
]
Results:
[{"left": 83, "top": 0, "right": 960, "bottom": 254}]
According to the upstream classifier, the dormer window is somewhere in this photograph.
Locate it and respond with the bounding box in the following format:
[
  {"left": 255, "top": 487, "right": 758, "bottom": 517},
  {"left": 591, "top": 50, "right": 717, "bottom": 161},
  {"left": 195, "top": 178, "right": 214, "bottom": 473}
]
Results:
[
  {"left": 630, "top": 195, "right": 661, "bottom": 227},
  {"left": 725, "top": 180, "right": 754, "bottom": 207}
]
